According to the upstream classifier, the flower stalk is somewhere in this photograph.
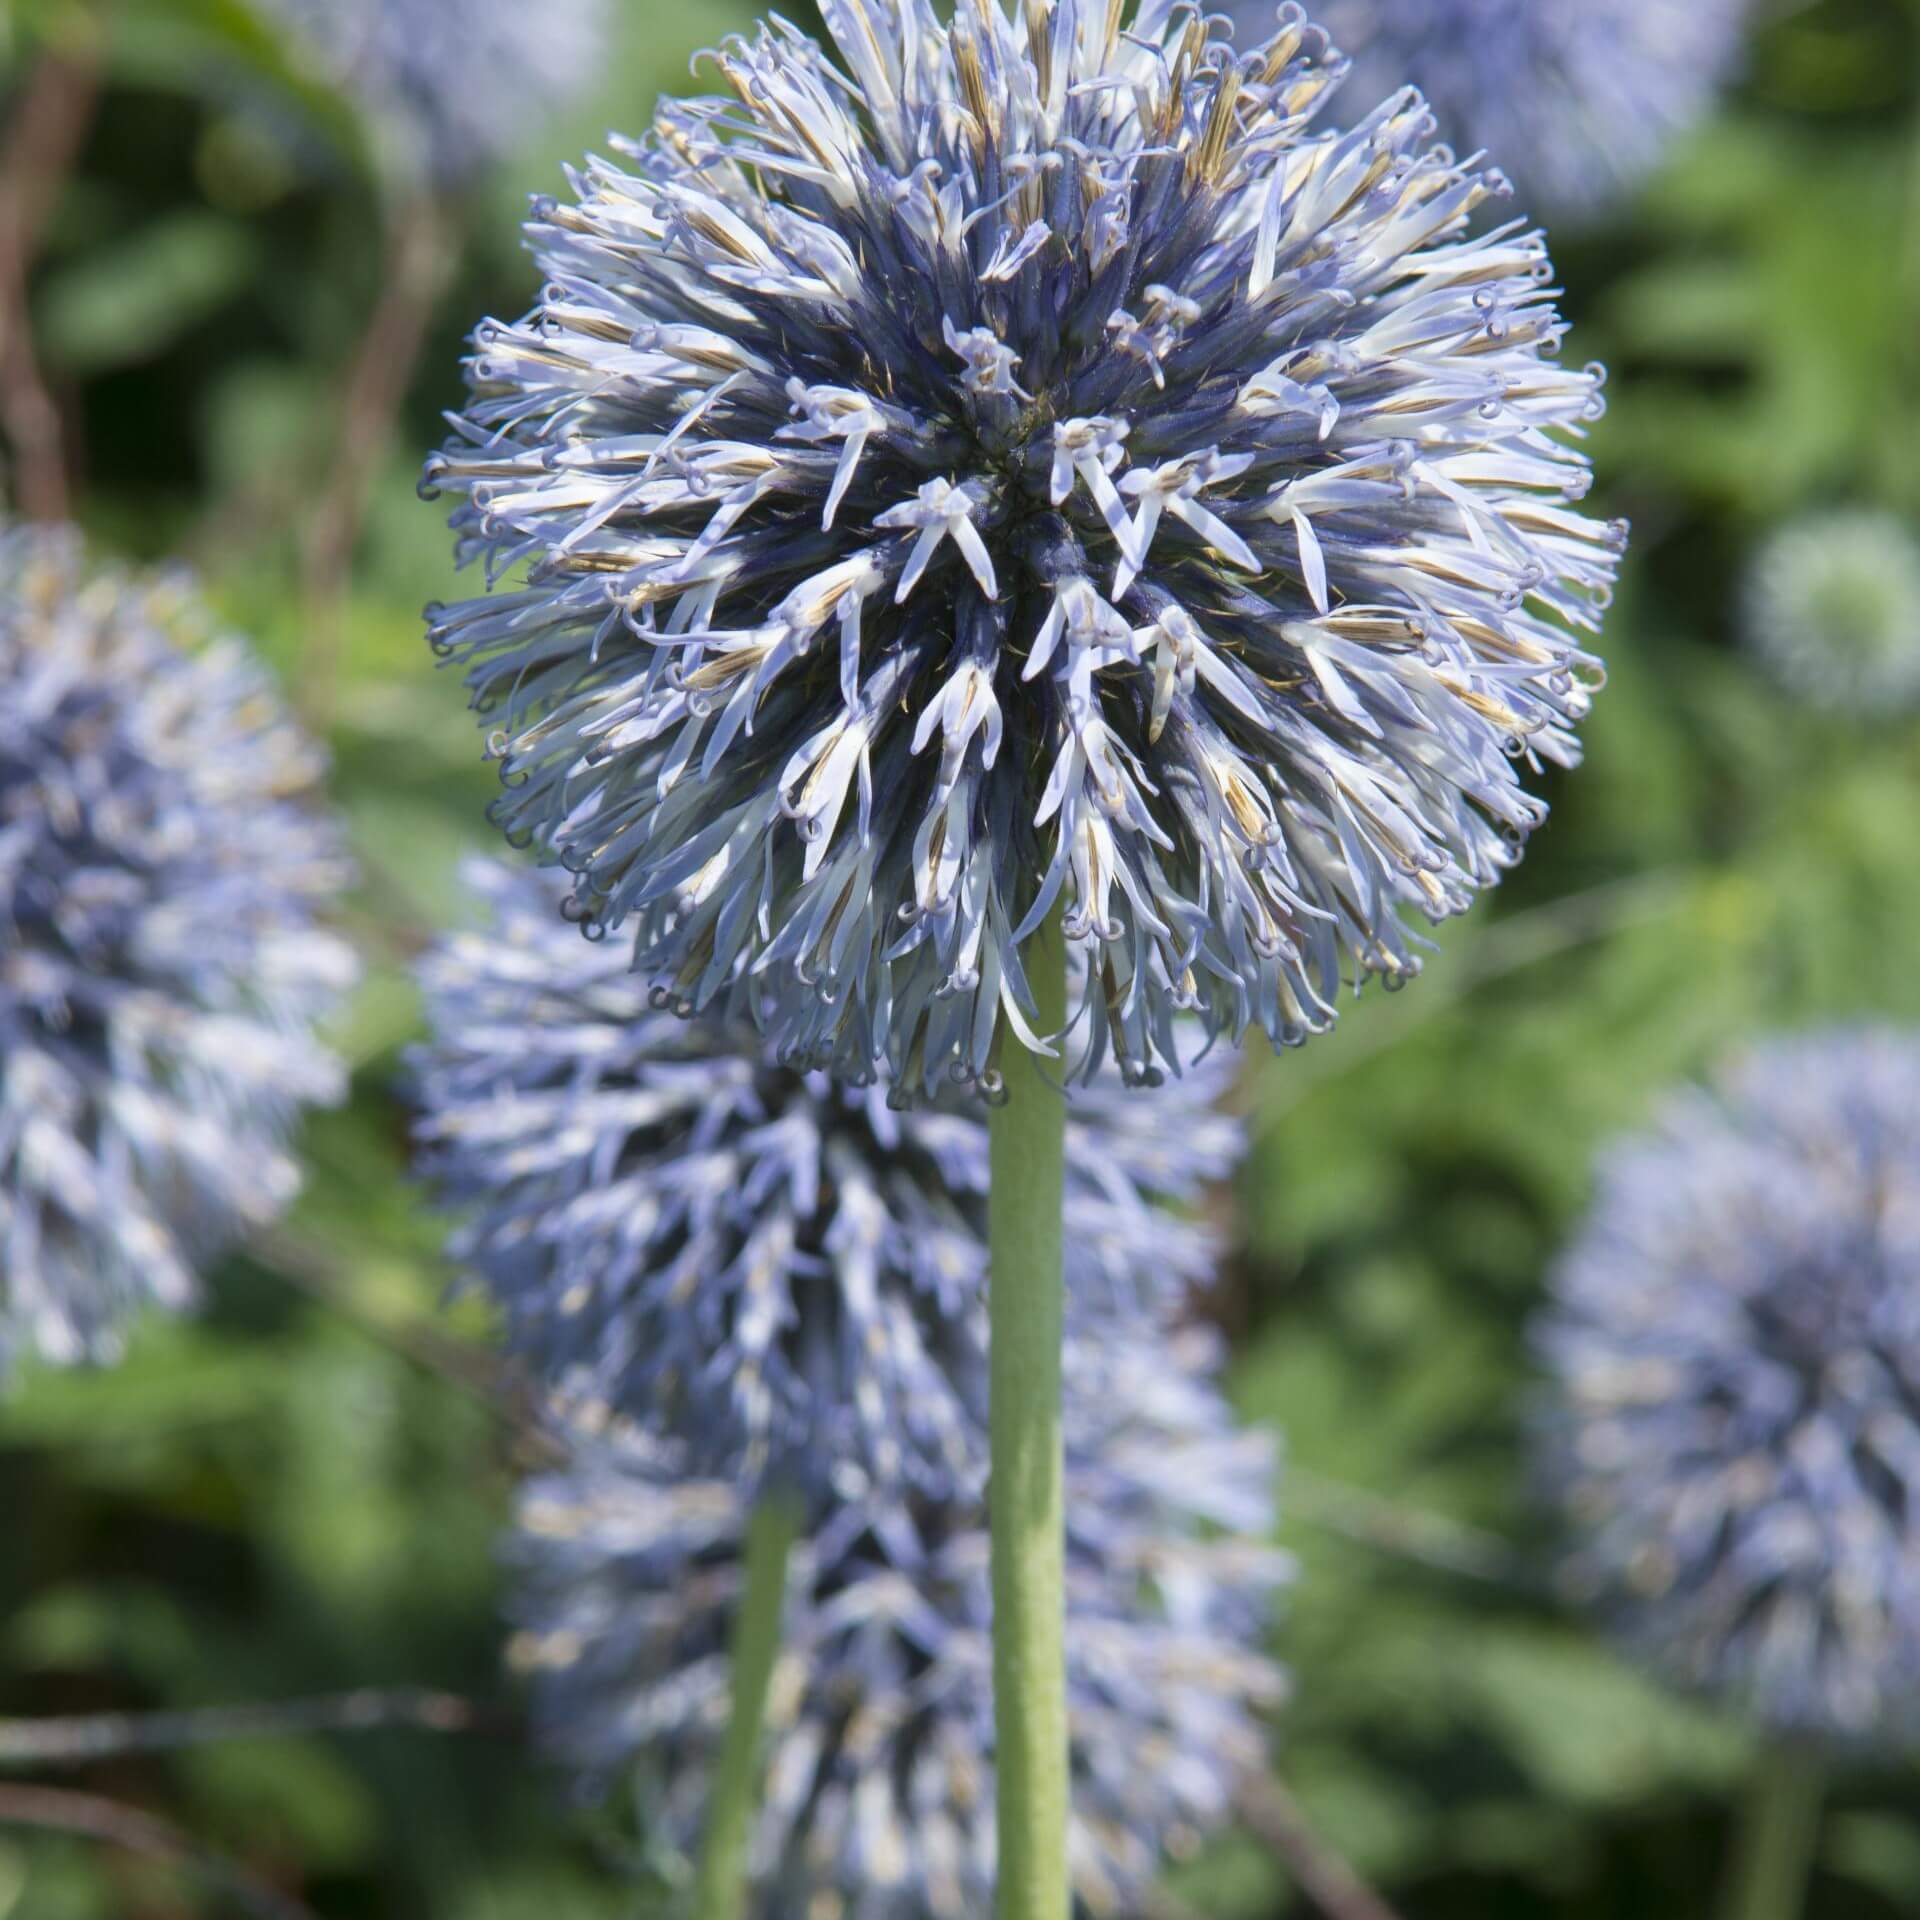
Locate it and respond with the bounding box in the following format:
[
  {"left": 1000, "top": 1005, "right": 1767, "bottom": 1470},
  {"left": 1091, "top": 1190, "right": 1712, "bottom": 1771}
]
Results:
[
  {"left": 0, "top": 26, "right": 102, "bottom": 522},
  {"left": 299, "top": 188, "right": 450, "bottom": 723},
  {"left": 694, "top": 1487, "right": 801, "bottom": 1920},
  {"left": 1720, "top": 1745, "right": 1824, "bottom": 1920},
  {"left": 988, "top": 909, "right": 1071, "bottom": 1920}
]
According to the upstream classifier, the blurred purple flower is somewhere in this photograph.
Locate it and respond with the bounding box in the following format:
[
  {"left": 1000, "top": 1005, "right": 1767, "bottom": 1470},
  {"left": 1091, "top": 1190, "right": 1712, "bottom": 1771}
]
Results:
[
  {"left": 508, "top": 1325, "right": 1290, "bottom": 1914},
  {"left": 412, "top": 857, "right": 1240, "bottom": 1499},
  {"left": 263, "top": 0, "right": 607, "bottom": 181},
  {"left": 1743, "top": 508, "right": 1920, "bottom": 717},
  {"left": 1537, "top": 1028, "right": 1920, "bottom": 1740},
  {"left": 0, "top": 523, "right": 357, "bottom": 1374},
  {"left": 1304, "top": 0, "right": 1747, "bottom": 215}
]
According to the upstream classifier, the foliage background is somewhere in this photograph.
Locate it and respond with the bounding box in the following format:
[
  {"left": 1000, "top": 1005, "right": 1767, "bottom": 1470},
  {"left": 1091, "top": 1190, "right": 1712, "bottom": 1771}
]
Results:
[{"left": 3, "top": 0, "right": 1919, "bottom": 1913}]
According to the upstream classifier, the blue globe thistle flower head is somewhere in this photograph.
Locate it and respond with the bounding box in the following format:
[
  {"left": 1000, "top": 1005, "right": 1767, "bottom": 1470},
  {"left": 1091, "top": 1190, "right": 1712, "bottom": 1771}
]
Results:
[
  {"left": 412, "top": 857, "right": 1241, "bottom": 1499},
  {"left": 1742, "top": 509, "right": 1920, "bottom": 718},
  {"left": 262, "top": 0, "right": 608, "bottom": 184},
  {"left": 423, "top": 0, "right": 1619, "bottom": 1100},
  {"left": 0, "top": 524, "right": 358, "bottom": 1375},
  {"left": 507, "top": 1326, "right": 1290, "bottom": 1915},
  {"left": 1309, "top": 0, "right": 1747, "bottom": 216},
  {"left": 1536, "top": 1028, "right": 1920, "bottom": 1743}
]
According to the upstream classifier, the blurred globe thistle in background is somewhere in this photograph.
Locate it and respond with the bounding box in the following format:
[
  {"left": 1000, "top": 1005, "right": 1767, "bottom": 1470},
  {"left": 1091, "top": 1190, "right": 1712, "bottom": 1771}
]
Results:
[
  {"left": 1742, "top": 508, "right": 1920, "bottom": 718},
  {"left": 262, "top": 0, "right": 608, "bottom": 183},
  {"left": 1310, "top": 0, "right": 1747, "bottom": 216},
  {"left": 0, "top": 524, "right": 358, "bottom": 1375},
  {"left": 507, "top": 1327, "right": 1289, "bottom": 1915},
  {"left": 424, "top": 0, "right": 1618, "bottom": 1098},
  {"left": 413, "top": 858, "right": 1240, "bottom": 1499},
  {"left": 1536, "top": 1028, "right": 1920, "bottom": 1741}
]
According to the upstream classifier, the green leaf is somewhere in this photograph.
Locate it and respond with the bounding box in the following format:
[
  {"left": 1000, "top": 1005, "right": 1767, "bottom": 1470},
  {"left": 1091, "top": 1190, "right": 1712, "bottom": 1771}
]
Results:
[
  {"left": 1461, "top": 1628, "right": 1747, "bottom": 1807},
  {"left": 183, "top": 1738, "right": 380, "bottom": 1871},
  {"left": 104, "top": 0, "right": 367, "bottom": 169},
  {"left": 37, "top": 211, "right": 256, "bottom": 373},
  {"left": 1825, "top": 1812, "right": 1920, "bottom": 1905}
]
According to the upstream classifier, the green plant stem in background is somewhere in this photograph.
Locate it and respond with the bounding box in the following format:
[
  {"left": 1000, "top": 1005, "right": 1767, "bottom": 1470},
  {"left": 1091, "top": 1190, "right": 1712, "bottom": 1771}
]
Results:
[
  {"left": 0, "top": 24, "right": 102, "bottom": 524},
  {"left": 988, "top": 912, "right": 1071, "bottom": 1920},
  {"left": 1720, "top": 1744, "right": 1825, "bottom": 1920},
  {"left": 297, "top": 189, "right": 450, "bottom": 725},
  {"left": 693, "top": 1488, "right": 800, "bottom": 1920}
]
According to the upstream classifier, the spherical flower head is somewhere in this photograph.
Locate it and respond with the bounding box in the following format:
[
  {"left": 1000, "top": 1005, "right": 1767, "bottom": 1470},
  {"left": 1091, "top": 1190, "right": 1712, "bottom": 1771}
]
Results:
[
  {"left": 1536, "top": 1028, "right": 1920, "bottom": 1743},
  {"left": 508, "top": 1327, "right": 1290, "bottom": 1915},
  {"left": 262, "top": 0, "right": 608, "bottom": 183},
  {"left": 0, "top": 524, "right": 358, "bottom": 1375},
  {"left": 1307, "top": 0, "right": 1747, "bottom": 216},
  {"left": 412, "top": 857, "right": 1241, "bottom": 1498},
  {"left": 1742, "top": 508, "right": 1920, "bottom": 718},
  {"left": 424, "top": 0, "right": 1619, "bottom": 1099}
]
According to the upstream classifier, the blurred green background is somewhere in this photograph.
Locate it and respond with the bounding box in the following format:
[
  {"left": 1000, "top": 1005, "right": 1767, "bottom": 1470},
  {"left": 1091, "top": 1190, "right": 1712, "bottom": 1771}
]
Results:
[{"left": 3, "top": 0, "right": 1920, "bottom": 1914}]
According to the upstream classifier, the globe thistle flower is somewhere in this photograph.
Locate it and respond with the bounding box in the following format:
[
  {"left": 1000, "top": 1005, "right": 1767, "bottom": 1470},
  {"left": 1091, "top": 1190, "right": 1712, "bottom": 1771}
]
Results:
[
  {"left": 412, "top": 857, "right": 1240, "bottom": 1498},
  {"left": 1536, "top": 1028, "right": 1920, "bottom": 1742},
  {"left": 262, "top": 0, "right": 608, "bottom": 183},
  {"left": 508, "top": 1328, "right": 1289, "bottom": 1915},
  {"left": 423, "top": 0, "right": 1619, "bottom": 1098},
  {"left": 1309, "top": 0, "right": 1747, "bottom": 216},
  {"left": 1742, "top": 508, "right": 1920, "bottom": 718},
  {"left": 0, "top": 524, "right": 358, "bottom": 1375}
]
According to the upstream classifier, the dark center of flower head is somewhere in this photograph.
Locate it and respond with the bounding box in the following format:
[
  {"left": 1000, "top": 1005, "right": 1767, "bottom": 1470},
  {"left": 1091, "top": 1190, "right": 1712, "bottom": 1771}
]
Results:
[{"left": 425, "top": 0, "right": 1622, "bottom": 1100}]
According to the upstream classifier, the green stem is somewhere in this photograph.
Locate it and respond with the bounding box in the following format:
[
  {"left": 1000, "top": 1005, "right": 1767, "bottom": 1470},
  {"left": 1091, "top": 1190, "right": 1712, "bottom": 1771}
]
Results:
[
  {"left": 693, "top": 1489, "right": 800, "bottom": 1920},
  {"left": 1719, "top": 1744, "right": 1825, "bottom": 1920},
  {"left": 988, "top": 913, "right": 1071, "bottom": 1920}
]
